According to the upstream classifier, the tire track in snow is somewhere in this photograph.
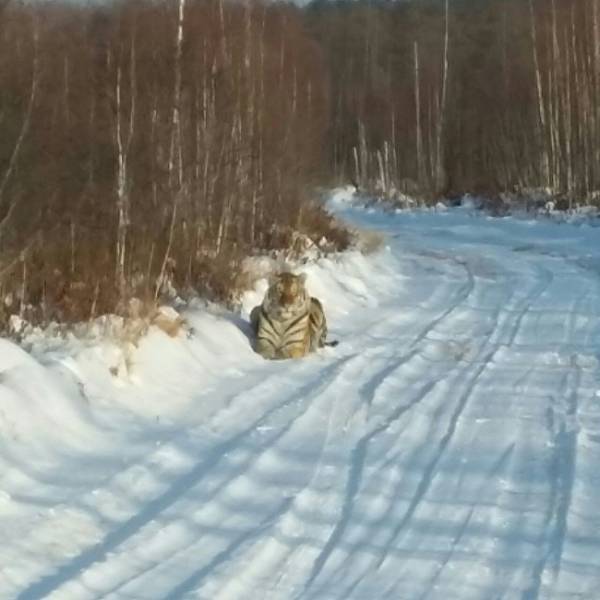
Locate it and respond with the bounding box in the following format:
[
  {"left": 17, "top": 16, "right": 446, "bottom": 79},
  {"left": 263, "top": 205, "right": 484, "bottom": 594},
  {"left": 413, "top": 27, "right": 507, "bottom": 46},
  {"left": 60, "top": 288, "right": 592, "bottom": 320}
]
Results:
[
  {"left": 302, "top": 378, "right": 440, "bottom": 594},
  {"left": 407, "top": 256, "right": 476, "bottom": 347},
  {"left": 428, "top": 253, "right": 584, "bottom": 600},
  {"left": 455, "top": 364, "right": 541, "bottom": 600},
  {"left": 332, "top": 257, "right": 516, "bottom": 595},
  {"left": 367, "top": 254, "right": 553, "bottom": 579},
  {"left": 28, "top": 357, "right": 348, "bottom": 529},
  {"left": 161, "top": 496, "right": 295, "bottom": 600},
  {"left": 407, "top": 259, "right": 557, "bottom": 598},
  {"left": 373, "top": 347, "right": 498, "bottom": 573},
  {"left": 524, "top": 361, "right": 581, "bottom": 600},
  {"left": 199, "top": 359, "right": 353, "bottom": 600},
  {"left": 16, "top": 354, "right": 359, "bottom": 600},
  {"left": 69, "top": 344, "right": 391, "bottom": 599},
  {"left": 299, "top": 256, "right": 478, "bottom": 594},
  {"left": 304, "top": 254, "right": 510, "bottom": 597},
  {"left": 418, "top": 442, "right": 516, "bottom": 600},
  {"left": 518, "top": 259, "right": 591, "bottom": 599},
  {"left": 301, "top": 246, "right": 553, "bottom": 597},
  {"left": 510, "top": 264, "right": 553, "bottom": 345},
  {"left": 101, "top": 350, "right": 365, "bottom": 600},
  {"left": 53, "top": 344, "right": 402, "bottom": 599},
  {"left": 222, "top": 345, "right": 459, "bottom": 596},
  {"left": 359, "top": 252, "right": 476, "bottom": 413},
  {"left": 364, "top": 311, "right": 510, "bottom": 583}
]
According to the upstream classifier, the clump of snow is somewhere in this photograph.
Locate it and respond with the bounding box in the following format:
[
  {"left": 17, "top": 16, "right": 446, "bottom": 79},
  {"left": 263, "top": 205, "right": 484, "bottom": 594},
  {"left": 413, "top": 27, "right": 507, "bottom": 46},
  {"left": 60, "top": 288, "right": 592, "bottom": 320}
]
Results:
[
  {"left": 327, "top": 185, "right": 358, "bottom": 208},
  {"left": 460, "top": 193, "right": 484, "bottom": 210},
  {"left": 8, "top": 314, "right": 25, "bottom": 336},
  {"left": 327, "top": 184, "right": 422, "bottom": 213}
]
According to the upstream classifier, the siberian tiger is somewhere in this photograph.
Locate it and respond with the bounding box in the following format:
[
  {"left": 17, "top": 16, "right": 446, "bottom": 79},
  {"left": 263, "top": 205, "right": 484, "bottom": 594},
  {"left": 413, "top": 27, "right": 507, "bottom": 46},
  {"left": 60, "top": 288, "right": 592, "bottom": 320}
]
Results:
[{"left": 250, "top": 272, "right": 333, "bottom": 360}]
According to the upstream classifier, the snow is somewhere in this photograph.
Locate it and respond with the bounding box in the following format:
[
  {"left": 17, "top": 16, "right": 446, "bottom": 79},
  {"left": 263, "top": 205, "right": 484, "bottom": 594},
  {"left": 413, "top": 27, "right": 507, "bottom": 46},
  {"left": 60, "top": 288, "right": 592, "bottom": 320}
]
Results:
[{"left": 2, "top": 191, "right": 600, "bottom": 599}]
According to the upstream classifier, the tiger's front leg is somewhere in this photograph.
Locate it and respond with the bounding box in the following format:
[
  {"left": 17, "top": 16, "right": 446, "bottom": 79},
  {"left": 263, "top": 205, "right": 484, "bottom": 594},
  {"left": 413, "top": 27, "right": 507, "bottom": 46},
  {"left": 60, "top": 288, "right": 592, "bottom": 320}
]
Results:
[
  {"left": 286, "top": 345, "right": 308, "bottom": 359},
  {"left": 279, "top": 332, "right": 311, "bottom": 359},
  {"left": 250, "top": 305, "right": 261, "bottom": 336},
  {"left": 255, "top": 337, "right": 278, "bottom": 360}
]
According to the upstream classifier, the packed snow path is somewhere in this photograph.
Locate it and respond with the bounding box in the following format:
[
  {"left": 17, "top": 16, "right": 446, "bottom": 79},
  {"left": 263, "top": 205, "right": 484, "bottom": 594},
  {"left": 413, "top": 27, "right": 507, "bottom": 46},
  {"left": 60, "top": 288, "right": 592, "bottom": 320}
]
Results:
[{"left": 2, "top": 199, "right": 600, "bottom": 599}]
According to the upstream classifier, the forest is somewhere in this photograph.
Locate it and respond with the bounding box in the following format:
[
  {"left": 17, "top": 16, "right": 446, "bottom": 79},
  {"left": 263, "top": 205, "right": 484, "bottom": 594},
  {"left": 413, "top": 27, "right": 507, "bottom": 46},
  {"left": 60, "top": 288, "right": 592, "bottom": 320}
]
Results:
[{"left": 0, "top": 0, "right": 598, "bottom": 326}]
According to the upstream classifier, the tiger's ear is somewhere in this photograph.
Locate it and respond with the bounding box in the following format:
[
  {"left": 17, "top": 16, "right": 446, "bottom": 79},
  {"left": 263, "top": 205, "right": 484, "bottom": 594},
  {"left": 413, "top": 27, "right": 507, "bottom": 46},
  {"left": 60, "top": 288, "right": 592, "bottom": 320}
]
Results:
[
  {"left": 267, "top": 272, "right": 279, "bottom": 286},
  {"left": 298, "top": 273, "right": 307, "bottom": 284}
]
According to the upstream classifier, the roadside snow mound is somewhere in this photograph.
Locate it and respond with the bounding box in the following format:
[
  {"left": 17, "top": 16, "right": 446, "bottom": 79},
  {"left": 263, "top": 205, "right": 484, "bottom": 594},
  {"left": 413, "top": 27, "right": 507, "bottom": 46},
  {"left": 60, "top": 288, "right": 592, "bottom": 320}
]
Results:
[{"left": 0, "top": 338, "right": 98, "bottom": 452}]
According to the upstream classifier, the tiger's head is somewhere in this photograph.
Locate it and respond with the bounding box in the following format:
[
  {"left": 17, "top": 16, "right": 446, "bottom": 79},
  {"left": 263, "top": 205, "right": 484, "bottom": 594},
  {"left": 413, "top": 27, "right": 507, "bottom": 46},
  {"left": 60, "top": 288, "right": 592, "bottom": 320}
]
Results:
[{"left": 263, "top": 272, "right": 310, "bottom": 318}]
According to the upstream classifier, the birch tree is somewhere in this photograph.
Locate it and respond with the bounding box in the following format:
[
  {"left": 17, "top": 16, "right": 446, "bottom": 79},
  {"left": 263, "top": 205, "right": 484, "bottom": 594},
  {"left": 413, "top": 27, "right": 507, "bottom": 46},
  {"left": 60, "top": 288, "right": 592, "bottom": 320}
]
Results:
[{"left": 114, "top": 30, "right": 136, "bottom": 298}]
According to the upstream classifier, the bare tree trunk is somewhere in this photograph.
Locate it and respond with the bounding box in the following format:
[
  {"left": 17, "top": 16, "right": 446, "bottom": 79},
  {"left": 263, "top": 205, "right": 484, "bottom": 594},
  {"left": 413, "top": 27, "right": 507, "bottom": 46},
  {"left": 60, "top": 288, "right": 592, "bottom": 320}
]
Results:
[
  {"left": 115, "top": 33, "right": 136, "bottom": 298},
  {"left": 593, "top": 0, "right": 600, "bottom": 191},
  {"left": 434, "top": 0, "right": 450, "bottom": 193},
  {"left": 157, "top": 0, "right": 186, "bottom": 298},
  {"left": 352, "top": 146, "right": 360, "bottom": 189},
  {"left": 19, "top": 255, "right": 26, "bottom": 319},
  {"left": 564, "top": 5, "right": 575, "bottom": 199},
  {"left": 377, "top": 149, "right": 386, "bottom": 194},
  {"left": 251, "top": 7, "right": 266, "bottom": 247},
  {"left": 549, "top": 0, "right": 560, "bottom": 194},
  {"left": 358, "top": 119, "right": 368, "bottom": 188},
  {"left": 529, "top": 0, "right": 550, "bottom": 188},
  {"left": 169, "top": 0, "right": 185, "bottom": 191},
  {"left": 63, "top": 55, "right": 71, "bottom": 127},
  {"left": 414, "top": 40, "right": 424, "bottom": 187}
]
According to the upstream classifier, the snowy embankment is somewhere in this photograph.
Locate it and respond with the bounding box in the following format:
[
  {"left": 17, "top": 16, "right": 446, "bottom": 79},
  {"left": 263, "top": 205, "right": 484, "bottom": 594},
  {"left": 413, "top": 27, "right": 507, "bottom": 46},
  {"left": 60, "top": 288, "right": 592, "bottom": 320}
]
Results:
[{"left": 2, "top": 189, "right": 600, "bottom": 599}]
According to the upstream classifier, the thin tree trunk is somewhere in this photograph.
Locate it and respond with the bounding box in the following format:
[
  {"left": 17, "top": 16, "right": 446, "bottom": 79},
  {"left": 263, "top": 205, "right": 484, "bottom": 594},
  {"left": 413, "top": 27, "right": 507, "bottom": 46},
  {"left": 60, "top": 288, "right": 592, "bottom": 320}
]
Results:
[
  {"left": 414, "top": 40, "right": 424, "bottom": 188},
  {"left": 115, "top": 32, "right": 136, "bottom": 298},
  {"left": 434, "top": 0, "right": 450, "bottom": 193},
  {"left": 529, "top": 0, "right": 550, "bottom": 188}
]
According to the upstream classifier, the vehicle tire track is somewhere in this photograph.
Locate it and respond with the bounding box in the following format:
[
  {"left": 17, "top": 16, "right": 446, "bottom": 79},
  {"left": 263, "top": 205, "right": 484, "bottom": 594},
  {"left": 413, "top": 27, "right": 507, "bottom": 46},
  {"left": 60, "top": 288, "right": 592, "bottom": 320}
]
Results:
[
  {"left": 370, "top": 255, "right": 554, "bottom": 576},
  {"left": 102, "top": 350, "right": 363, "bottom": 600},
  {"left": 299, "top": 256, "right": 481, "bottom": 595},
  {"left": 523, "top": 361, "right": 581, "bottom": 600},
  {"left": 16, "top": 354, "right": 359, "bottom": 600},
  {"left": 301, "top": 378, "right": 440, "bottom": 594},
  {"left": 161, "top": 495, "right": 295, "bottom": 600},
  {"left": 373, "top": 348, "right": 497, "bottom": 573}
]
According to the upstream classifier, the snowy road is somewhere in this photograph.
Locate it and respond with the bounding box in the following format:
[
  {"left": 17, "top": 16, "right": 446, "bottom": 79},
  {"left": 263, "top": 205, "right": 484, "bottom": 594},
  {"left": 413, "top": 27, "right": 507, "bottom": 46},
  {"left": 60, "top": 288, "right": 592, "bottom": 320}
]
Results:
[{"left": 2, "top": 196, "right": 600, "bottom": 599}]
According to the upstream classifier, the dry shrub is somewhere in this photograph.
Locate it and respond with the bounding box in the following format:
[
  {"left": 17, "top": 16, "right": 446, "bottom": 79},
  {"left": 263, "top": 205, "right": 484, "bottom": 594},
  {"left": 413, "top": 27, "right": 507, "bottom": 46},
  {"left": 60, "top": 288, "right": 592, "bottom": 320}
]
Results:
[
  {"left": 185, "top": 251, "right": 246, "bottom": 307},
  {"left": 296, "top": 202, "right": 352, "bottom": 252},
  {"left": 121, "top": 299, "right": 186, "bottom": 345}
]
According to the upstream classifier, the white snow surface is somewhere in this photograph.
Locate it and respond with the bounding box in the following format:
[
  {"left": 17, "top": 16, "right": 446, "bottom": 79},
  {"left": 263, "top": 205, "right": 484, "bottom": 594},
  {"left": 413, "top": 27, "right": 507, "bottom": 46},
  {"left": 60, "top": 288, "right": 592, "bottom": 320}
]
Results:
[{"left": 2, "top": 189, "right": 600, "bottom": 599}]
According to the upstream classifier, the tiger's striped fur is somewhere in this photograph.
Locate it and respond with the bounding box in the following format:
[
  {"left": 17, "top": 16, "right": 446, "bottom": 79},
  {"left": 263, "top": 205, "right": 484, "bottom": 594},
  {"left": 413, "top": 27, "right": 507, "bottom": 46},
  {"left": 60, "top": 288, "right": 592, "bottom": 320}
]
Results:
[{"left": 250, "top": 272, "right": 328, "bottom": 360}]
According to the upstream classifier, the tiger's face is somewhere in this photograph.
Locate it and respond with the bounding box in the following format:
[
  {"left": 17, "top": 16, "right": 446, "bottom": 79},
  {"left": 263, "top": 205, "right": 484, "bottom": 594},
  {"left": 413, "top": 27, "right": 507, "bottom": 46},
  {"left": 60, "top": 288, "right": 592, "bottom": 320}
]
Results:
[{"left": 264, "top": 272, "right": 310, "bottom": 318}]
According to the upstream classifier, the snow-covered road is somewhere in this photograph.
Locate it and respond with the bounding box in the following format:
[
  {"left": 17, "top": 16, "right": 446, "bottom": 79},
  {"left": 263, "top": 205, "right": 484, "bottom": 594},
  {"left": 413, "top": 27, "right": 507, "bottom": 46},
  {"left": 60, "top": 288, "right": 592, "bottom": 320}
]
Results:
[{"left": 2, "top": 195, "right": 600, "bottom": 599}]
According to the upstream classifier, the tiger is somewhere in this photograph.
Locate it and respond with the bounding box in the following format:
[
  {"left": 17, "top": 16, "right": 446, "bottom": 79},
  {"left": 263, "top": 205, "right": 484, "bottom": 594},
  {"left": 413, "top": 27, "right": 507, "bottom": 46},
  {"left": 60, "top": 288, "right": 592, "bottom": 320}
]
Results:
[{"left": 250, "top": 272, "right": 334, "bottom": 360}]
